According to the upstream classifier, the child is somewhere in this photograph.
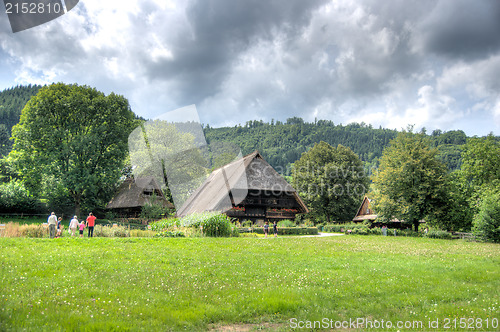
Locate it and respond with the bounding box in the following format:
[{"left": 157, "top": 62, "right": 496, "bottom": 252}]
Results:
[
  {"left": 56, "top": 217, "right": 62, "bottom": 238},
  {"left": 264, "top": 221, "right": 269, "bottom": 238},
  {"left": 79, "top": 220, "right": 86, "bottom": 238}
]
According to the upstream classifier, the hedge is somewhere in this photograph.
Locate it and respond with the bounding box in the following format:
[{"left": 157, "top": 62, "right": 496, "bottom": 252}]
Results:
[{"left": 241, "top": 227, "right": 318, "bottom": 235}]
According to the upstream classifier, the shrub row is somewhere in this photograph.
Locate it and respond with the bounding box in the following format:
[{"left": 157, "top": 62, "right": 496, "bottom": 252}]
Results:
[
  {"left": 154, "top": 230, "right": 185, "bottom": 238},
  {"left": 321, "top": 223, "right": 454, "bottom": 239},
  {"left": 243, "top": 227, "right": 318, "bottom": 235},
  {"left": 426, "top": 230, "right": 453, "bottom": 239}
]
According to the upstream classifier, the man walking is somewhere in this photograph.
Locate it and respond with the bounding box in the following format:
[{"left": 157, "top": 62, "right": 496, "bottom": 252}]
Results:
[
  {"left": 86, "top": 212, "right": 96, "bottom": 238},
  {"left": 47, "top": 212, "right": 57, "bottom": 238}
]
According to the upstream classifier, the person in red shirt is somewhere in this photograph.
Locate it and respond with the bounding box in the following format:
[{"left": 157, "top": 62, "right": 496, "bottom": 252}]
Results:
[{"left": 86, "top": 212, "right": 96, "bottom": 238}]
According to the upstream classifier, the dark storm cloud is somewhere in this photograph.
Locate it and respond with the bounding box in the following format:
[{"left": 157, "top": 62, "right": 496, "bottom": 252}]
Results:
[
  {"left": 0, "top": 0, "right": 498, "bottom": 134},
  {"left": 142, "top": 0, "right": 329, "bottom": 105},
  {"left": 418, "top": 0, "right": 500, "bottom": 60}
]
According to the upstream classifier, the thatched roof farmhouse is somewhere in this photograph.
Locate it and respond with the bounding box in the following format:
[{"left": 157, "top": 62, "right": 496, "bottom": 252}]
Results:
[
  {"left": 177, "top": 151, "right": 308, "bottom": 223},
  {"left": 106, "top": 177, "right": 173, "bottom": 217}
]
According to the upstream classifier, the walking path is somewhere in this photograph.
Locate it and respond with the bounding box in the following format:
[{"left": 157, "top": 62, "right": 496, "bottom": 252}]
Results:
[{"left": 301, "top": 232, "right": 344, "bottom": 238}]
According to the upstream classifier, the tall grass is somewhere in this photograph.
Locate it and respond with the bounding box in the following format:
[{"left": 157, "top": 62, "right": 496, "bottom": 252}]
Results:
[{"left": 0, "top": 222, "right": 48, "bottom": 238}]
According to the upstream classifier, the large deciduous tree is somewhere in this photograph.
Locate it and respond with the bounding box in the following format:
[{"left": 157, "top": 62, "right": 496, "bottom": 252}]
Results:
[
  {"left": 372, "top": 129, "right": 448, "bottom": 231},
  {"left": 293, "top": 141, "right": 369, "bottom": 223},
  {"left": 10, "top": 83, "right": 136, "bottom": 215},
  {"left": 459, "top": 134, "right": 500, "bottom": 198}
]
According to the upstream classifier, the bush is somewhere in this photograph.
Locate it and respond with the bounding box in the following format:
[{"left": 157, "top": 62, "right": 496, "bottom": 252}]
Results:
[
  {"left": 472, "top": 192, "right": 500, "bottom": 243},
  {"left": 140, "top": 196, "right": 171, "bottom": 220},
  {"left": 129, "top": 230, "right": 156, "bottom": 237},
  {"left": 322, "top": 223, "right": 362, "bottom": 233},
  {"left": 155, "top": 230, "right": 185, "bottom": 238},
  {"left": 150, "top": 218, "right": 181, "bottom": 232},
  {"left": 277, "top": 219, "right": 295, "bottom": 227},
  {"left": 351, "top": 227, "right": 369, "bottom": 235},
  {"left": 388, "top": 229, "right": 422, "bottom": 237},
  {"left": 181, "top": 212, "right": 233, "bottom": 237},
  {"left": 425, "top": 230, "right": 452, "bottom": 240},
  {"left": 230, "top": 226, "right": 240, "bottom": 237},
  {"left": 0, "top": 181, "right": 41, "bottom": 213},
  {"left": 249, "top": 227, "right": 318, "bottom": 235},
  {"left": 93, "top": 225, "right": 130, "bottom": 237},
  {"left": 242, "top": 220, "right": 252, "bottom": 227}
]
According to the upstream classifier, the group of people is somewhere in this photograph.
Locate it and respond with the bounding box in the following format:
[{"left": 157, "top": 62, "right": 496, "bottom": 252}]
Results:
[
  {"left": 263, "top": 221, "right": 278, "bottom": 238},
  {"left": 47, "top": 212, "right": 96, "bottom": 238}
]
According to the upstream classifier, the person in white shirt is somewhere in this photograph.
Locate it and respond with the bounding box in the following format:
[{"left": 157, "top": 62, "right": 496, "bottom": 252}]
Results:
[
  {"left": 69, "top": 216, "right": 79, "bottom": 237},
  {"left": 47, "top": 212, "right": 57, "bottom": 238}
]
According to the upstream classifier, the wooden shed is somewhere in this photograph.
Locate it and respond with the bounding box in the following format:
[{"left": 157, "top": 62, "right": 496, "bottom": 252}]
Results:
[
  {"left": 106, "top": 177, "right": 173, "bottom": 218},
  {"left": 176, "top": 151, "right": 308, "bottom": 223}
]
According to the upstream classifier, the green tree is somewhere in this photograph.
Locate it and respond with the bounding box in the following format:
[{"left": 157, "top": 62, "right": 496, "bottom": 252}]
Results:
[
  {"left": 10, "top": 83, "right": 136, "bottom": 215},
  {"left": 459, "top": 134, "right": 500, "bottom": 198},
  {"left": 426, "top": 172, "right": 474, "bottom": 231},
  {"left": 472, "top": 189, "right": 500, "bottom": 243},
  {"left": 372, "top": 129, "right": 448, "bottom": 231},
  {"left": 292, "top": 141, "right": 369, "bottom": 223},
  {"left": 0, "top": 180, "right": 40, "bottom": 213}
]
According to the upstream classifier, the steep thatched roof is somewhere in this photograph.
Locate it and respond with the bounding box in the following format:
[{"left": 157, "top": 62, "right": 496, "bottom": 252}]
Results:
[
  {"left": 176, "top": 151, "right": 308, "bottom": 217},
  {"left": 106, "top": 177, "right": 173, "bottom": 209},
  {"left": 353, "top": 196, "right": 378, "bottom": 221},
  {"left": 352, "top": 196, "right": 425, "bottom": 223}
]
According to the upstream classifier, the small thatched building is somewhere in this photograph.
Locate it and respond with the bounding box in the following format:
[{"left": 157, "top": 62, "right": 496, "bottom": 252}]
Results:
[
  {"left": 352, "top": 196, "right": 425, "bottom": 228},
  {"left": 106, "top": 177, "right": 173, "bottom": 218},
  {"left": 352, "top": 196, "right": 378, "bottom": 222},
  {"left": 177, "top": 151, "right": 308, "bottom": 223}
]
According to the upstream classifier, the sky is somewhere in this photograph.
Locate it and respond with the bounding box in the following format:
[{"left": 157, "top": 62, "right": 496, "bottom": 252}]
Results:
[{"left": 1, "top": 0, "right": 499, "bottom": 136}]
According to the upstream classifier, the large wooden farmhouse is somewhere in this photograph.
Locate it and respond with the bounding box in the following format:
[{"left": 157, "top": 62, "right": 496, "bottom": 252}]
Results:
[
  {"left": 106, "top": 177, "right": 173, "bottom": 218},
  {"left": 177, "top": 151, "right": 308, "bottom": 223}
]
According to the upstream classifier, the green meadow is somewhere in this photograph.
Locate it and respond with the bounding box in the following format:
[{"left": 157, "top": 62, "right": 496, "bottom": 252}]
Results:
[{"left": 0, "top": 236, "right": 498, "bottom": 331}]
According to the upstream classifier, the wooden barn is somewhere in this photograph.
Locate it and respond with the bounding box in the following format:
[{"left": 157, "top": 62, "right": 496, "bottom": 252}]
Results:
[
  {"left": 176, "top": 151, "right": 308, "bottom": 223},
  {"left": 106, "top": 177, "right": 173, "bottom": 218}
]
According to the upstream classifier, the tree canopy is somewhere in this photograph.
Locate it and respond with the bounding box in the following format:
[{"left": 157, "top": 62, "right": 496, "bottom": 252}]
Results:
[
  {"left": 10, "top": 83, "right": 136, "bottom": 215},
  {"left": 292, "top": 141, "right": 369, "bottom": 223},
  {"left": 372, "top": 130, "right": 448, "bottom": 231}
]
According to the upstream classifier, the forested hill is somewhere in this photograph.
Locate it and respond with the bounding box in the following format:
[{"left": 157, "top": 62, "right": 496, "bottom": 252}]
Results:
[
  {"left": 0, "top": 85, "right": 470, "bottom": 170},
  {"left": 0, "top": 85, "right": 43, "bottom": 133},
  {"left": 203, "top": 118, "right": 468, "bottom": 172},
  {"left": 0, "top": 85, "right": 43, "bottom": 155}
]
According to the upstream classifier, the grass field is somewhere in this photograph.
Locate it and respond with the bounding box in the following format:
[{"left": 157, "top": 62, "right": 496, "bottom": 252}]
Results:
[{"left": 0, "top": 236, "right": 498, "bottom": 331}]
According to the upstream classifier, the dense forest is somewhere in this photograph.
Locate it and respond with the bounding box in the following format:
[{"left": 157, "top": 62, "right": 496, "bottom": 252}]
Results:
[
  {"left": 0, "top": 85, "right": 484, "bottom": 170},
  {"left": 0, "top": 85, "right": 42, "bottom": 156},
  {"left": 203, "top": 118, "right": 468, "bottom": 173}
]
